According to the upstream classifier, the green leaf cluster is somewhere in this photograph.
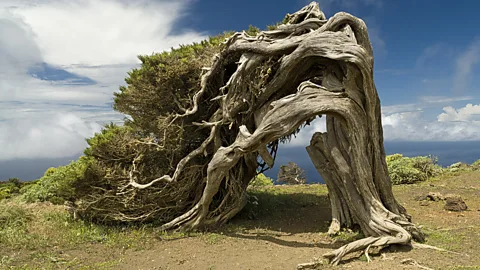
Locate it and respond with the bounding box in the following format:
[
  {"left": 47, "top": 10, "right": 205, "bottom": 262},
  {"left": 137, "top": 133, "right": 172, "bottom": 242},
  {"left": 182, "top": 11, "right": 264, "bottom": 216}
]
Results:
[
  {"left": 386, "top": 154, "right": 443, "bottom": 185},
  {"left": 249, "top": 173, "right": 274, "bottom": 188},
  {"left": 0, "top": 178, "right": 23, "bottom": 200},
  {"left": 21, "top": 157, "right": 93, "bottom": 204}
]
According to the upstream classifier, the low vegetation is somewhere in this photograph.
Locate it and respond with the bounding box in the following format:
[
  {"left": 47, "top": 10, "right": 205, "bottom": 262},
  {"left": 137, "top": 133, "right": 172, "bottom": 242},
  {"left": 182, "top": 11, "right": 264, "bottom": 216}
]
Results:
[
  {"left": 3, "top": 155, "right": 478, "bottom": 207},
  {"left": 1, "top": 169, "right": 479, "bottom": 269},
  {"left": 386, "top": 154, "right": 444, "bottom": 185},
  {"left": 248, "top": 173, "right": 274, "bottom": 188},
  {"left": 20, "top": 157, "right": 92, "bottom": 205},
  {"left": 0, "top": 178, "right": 23, "bottom": 200}
]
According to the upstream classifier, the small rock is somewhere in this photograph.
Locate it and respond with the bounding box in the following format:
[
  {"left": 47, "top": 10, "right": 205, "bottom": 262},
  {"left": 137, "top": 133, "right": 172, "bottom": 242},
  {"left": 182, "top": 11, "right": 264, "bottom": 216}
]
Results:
[
  {"left": 444, "top": 196, "right": 468, "bottom": 212},
  {"left": 414, "top": 195, "right": 428, "bottom": 201},
  {"left": 419, "top": 201, "right": 430, "bottom": 206},
  {"left": 415, "top": 192, "right": 444, "bottom": 201},
  {"left": 427, "top": 192, "right": 444, "bottom": 201}
]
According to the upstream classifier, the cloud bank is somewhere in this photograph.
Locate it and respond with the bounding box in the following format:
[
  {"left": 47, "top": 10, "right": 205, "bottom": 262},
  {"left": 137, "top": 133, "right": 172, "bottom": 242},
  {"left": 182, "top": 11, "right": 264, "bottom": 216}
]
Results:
[
  {"left": 383, "top": 109, "right": 480, "bottom": 142},
  {"left": 0, "top": 114, "right": 102, "bottom": 160},
  {"left": 0, "top": 0, "right": 207, "bottom": 160},
  {"left": 1, "top": 0, "right": 479, "bottom": 162},
  {"left": 286, "top": 102, "right": 480, "bottom": 147}
]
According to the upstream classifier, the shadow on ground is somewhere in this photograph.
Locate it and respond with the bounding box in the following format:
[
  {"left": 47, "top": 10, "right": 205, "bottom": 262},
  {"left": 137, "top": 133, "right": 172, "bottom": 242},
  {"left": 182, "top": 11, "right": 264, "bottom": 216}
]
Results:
[{"left": 230, "top": 189, "right": 332, "bottom": 234}]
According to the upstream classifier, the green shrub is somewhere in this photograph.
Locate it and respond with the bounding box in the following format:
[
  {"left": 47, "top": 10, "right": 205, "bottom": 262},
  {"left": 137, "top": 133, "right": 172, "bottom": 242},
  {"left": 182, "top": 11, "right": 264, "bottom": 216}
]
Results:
[
  {"left": 21, "top": 156, "right": 93, "bottom": 204},
  {"left": 386, "top": 154, "right": 443, "bottom": 185},
  {"left": 472, "top": 159, "right": 480, "bottom": 170},
  {"left": 0, "top": 178, "right": 23, "bottom": 200},
  {"left": 249, "top": 173, "right": 274, "bottom": 188},
  {"left": 0, "top": 185, "right": 15, "bottom": 200}
]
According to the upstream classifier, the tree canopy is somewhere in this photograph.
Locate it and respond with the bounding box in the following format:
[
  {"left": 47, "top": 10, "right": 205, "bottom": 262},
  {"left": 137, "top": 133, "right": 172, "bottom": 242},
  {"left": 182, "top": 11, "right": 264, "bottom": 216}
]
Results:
[{"left": 277, "top": 162, "right": 306, "bottom": 185}]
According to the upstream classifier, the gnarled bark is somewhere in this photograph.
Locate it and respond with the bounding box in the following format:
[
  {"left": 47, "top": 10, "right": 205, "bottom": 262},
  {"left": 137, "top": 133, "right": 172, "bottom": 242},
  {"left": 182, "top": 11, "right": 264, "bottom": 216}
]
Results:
[{"left": 108, "top": 1, "right": 424, "bottom": 265}]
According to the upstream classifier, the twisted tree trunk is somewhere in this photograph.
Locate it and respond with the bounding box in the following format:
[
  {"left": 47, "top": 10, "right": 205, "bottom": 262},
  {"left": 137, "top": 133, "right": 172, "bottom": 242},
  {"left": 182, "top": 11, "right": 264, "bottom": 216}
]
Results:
[{"left": 120, "top": 2, "right": 424, "bottom": 265}]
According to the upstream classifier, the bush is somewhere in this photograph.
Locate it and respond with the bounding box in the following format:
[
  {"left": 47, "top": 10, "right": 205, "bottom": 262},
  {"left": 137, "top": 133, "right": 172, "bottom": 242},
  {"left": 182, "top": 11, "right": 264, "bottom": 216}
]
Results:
[
  {"left": 0, "top": 178, "right": 23, "bottom": 200},
  {"left": 249, "top": 173, "right": 274, "bottom": 188},
  {"left": 447, "top": 162, "right": 473, "bottom": 172},
  {"left": 386, "top": 154, "right": 443, "bottom": 185},
  {"left": 472, "top": 159, "right": 480, "bottom": 170},
  {"left": 21, "top": 157, "right": 92, "bottom": 204}
]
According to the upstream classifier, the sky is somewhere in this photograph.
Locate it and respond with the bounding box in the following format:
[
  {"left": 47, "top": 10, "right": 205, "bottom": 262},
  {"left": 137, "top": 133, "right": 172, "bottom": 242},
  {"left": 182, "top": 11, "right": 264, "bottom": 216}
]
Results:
[{"left": 0, "top": 0, "right": 479, "bottom": 179}]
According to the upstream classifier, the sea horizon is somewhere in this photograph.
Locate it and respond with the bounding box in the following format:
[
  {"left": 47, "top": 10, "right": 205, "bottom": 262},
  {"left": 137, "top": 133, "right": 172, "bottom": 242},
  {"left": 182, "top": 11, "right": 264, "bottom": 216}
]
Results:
[{"left": 1, "top": 141, "right": 479, "bottom": 182}]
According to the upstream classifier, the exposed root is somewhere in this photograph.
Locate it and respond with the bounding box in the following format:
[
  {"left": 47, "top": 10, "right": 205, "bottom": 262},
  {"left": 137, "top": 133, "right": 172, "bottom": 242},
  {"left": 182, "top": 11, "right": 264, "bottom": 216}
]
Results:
[
  {"left": 159, "top": 204, "right": 200, "bottom": 231},
  {"left": 296, "top": 258, "right": 323, "bottom": 270},
  {"left": 323, "top": 232, "right": 410, "bottom": 265},
  {"left": 401, "top": 258, "right": 434, "bottom": 270},
  {"left": 412, "top": 242, "right": 468, "bottom": 256},
  {"left": 365, "top": 244, "right": 372, "bottom": 262}
]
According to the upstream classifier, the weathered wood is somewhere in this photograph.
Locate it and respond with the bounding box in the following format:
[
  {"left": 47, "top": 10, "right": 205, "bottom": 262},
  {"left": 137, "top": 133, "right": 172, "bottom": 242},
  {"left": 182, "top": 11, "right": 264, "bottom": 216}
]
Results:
[{"left": 128, "top": 1, "right": 424, "bottom": 265}]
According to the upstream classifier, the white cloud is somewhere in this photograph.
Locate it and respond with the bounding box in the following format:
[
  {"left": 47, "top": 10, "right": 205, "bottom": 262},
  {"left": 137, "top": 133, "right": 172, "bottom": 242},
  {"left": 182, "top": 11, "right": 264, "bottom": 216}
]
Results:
[
  {"left": 454, "top": 38, "right": 480, "bottom": 92},
  {"left": 382, "top": 95, "right": 473, "bottom": 115},
  {"left": 0, "top": 114, "right": 102, "bottom": 160},
  {"left": 7, "top": 0, "right": 206, "bottom": 66},
  {"left": 286, "top": 116, "right": 327, "bottom": 147},
  {"left": 0, "top": 10, "right": 42, "bottom": 71},
  {"left": 438, "top": 104, "right": 480, "bottom": 122},
  {"left": 0, "top": 0, "right": 207, "bottom": 160},
  {"left": 382, "top": 109, "right": 480, "bottom": 141},
  {"left": 283, "top": 103, "right": 480, "bottom": 145},
  {"left": 383, "top": 103, "right": 480, "bottom": 141}
]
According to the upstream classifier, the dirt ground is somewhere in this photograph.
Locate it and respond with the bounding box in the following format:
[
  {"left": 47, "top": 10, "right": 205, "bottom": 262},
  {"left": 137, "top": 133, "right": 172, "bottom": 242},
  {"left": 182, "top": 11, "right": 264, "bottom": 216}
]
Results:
[{"left": 3, "top": 171, "right": 480, "bottom": 269}]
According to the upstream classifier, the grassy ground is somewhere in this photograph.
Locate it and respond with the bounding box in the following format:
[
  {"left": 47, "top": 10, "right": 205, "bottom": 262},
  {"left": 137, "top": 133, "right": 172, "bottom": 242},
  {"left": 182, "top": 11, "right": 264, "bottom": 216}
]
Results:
[{"left": 1, "top": 171, "right": 479, "bottom": 269}]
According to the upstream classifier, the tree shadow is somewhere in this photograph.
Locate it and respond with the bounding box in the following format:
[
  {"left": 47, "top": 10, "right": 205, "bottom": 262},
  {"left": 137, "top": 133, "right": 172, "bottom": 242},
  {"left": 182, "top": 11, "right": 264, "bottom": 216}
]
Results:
[
  {"left": 223, "top": 230, "right": 344, "bottom": 249},
  {"left": 230, "top": 190, "right": 332, "bottom": 234}
]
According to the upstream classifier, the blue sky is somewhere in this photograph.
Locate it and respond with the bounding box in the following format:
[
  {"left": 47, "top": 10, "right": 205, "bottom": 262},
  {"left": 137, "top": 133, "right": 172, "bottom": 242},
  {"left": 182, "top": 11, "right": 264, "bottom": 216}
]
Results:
[{"left": 0, "top": 0, "right": 479, "bottom": 163}]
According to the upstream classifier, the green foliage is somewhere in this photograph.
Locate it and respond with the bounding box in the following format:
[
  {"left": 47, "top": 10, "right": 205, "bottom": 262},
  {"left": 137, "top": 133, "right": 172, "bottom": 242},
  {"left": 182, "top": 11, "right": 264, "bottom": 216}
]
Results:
[
  {"left": 386, "top": 154, "right": 443, "bottom": 185},
  {"left": 114, "top": 32, "right": 232, "bottom": 134},
  {"left": 245, "top": 25, "right": 261, "bottom": 36},
  {"left": 447, "top": 162, "right": 473, "bottom": 172},
  {"left": 21, "top": 157, "right": 92, "bottom": 204},
  {"left": 249, "top": 173, "right": 274, "bottom": 188},
  {"left": 69, "top": 32, "right": 243, "bottom": 223},
  {"left": 472, "top": 159, "right": 480, "bottom": 170},
  {"left": 0, "top": 178, "right": 23, "bottom": 200},
  {"left": 84, "top": 123, "right": 132, "bottom": 157}
]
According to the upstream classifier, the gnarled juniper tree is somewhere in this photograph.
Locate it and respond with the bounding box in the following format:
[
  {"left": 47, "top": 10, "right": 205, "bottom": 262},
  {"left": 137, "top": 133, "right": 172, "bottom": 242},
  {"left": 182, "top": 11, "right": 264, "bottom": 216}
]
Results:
[{"left": 75, "top": 2, "right": 424, "bottom": 265}]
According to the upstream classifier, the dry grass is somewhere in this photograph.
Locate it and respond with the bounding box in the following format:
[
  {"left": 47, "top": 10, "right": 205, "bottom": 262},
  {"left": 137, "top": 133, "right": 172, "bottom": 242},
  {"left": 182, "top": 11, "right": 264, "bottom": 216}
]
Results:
[{"left": 1, "top": 171, "right": 479, "bottom": 269}]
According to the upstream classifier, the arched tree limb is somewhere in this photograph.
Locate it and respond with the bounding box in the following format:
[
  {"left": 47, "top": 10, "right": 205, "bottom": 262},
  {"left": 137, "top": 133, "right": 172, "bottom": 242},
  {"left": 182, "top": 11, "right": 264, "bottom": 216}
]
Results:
[{"left": 84, "top": 2, "right": 425, "bottom": 265}]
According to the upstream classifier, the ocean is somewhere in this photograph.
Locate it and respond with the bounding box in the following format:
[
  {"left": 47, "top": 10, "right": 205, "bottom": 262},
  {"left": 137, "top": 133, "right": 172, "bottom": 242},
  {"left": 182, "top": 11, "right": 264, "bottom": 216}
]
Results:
[
  {"left": 1, "top": 141, "right": 479, "bottom": 182},
  {"left": 263, "top": 141, "right": 480, "bottom": 183}
]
